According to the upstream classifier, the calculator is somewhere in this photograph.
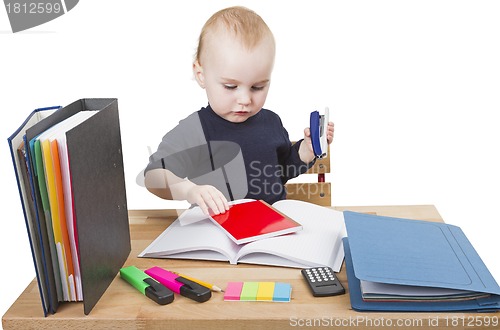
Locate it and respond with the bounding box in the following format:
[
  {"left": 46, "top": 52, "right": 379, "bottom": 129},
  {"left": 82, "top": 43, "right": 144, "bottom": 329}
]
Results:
[{"left": 301, "top": 267, "right": 345, "bottom": 297}]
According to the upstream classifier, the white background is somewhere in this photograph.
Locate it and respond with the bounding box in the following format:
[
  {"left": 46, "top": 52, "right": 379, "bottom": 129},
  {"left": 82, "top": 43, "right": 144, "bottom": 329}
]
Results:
[{"left": 1, "top": 0, "right": 499, "bottom": 322}]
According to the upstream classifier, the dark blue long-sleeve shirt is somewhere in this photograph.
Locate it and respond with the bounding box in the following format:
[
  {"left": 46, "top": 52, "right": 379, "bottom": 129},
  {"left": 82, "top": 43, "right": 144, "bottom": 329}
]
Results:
[{"left": 145, "top": 105, "right": 313, "bottom": 204}]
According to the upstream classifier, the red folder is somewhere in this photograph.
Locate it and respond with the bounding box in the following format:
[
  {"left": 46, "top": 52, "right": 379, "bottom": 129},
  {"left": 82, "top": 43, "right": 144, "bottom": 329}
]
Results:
[{"left": 210, "top": 200, "right": 303, "bottom": 244}]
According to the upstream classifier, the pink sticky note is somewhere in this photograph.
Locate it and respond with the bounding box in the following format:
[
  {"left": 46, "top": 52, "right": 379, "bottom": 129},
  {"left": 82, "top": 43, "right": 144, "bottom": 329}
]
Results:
[{"left": 224, "top": 282, "right": 244, "bottom": 301}]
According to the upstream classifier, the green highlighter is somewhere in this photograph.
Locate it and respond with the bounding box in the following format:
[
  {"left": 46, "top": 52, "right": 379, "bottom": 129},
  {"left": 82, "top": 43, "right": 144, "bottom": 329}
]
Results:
[{"left": 120, "top": 266, "right": 174, "bottom": 305}]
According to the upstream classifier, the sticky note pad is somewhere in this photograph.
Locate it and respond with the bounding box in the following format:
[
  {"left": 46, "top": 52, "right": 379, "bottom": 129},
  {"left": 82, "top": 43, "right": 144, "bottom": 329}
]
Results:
[{"left": 224, "top": 282, "right": 291, "bottom": 302}]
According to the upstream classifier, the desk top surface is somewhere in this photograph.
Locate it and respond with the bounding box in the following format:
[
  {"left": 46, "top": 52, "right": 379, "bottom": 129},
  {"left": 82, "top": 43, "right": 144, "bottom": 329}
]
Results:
[{"left": 3, "top": 205, "right": 498, "bottom": 330}]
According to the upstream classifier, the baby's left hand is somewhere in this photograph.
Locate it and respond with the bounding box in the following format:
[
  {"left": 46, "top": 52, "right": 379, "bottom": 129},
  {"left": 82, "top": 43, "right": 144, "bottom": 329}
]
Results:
[
  {"left": 299, "top": 121, "right": 334, "bottom": 163},
  {"left": 325, "top": 121, "right": 334, "bottom": 144}
]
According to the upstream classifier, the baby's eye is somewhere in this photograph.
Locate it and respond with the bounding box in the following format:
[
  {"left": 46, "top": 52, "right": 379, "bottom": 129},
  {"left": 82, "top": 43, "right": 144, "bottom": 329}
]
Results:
[
  {"left": 251, "top": 86, "right": 265, "bottom": 91},
  {"left": 224, "top": 84, "right": 237, "bottom": 90}
]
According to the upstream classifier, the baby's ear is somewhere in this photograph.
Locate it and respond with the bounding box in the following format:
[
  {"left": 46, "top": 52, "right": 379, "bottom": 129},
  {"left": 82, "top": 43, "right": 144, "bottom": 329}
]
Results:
[{"left": 193, "top": 60, "right": 205, "bottom": 88}]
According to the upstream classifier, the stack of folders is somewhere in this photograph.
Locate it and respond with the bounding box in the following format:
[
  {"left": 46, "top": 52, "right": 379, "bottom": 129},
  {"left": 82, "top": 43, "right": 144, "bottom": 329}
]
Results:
[
  {"left": 342, "top": 211, "right": 500, "bottom": 312},
  {"left": 7, "top": 98, "right": 131, "bottom": 316}
]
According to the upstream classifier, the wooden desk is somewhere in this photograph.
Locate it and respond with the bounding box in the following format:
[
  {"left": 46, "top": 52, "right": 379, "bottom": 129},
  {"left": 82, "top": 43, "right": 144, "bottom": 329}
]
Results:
[{"left": 3, "top": 205, "right": 498, "bottom": 329}]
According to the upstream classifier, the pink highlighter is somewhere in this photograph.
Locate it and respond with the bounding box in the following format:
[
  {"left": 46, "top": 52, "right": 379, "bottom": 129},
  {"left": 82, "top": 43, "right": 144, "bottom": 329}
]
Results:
[{"left": 145, "top": 266, "right": 212, "bottom": 303}]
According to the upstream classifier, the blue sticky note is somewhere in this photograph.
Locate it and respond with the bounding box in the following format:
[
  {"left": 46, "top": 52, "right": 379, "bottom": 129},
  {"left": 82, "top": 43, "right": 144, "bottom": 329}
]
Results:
[{"left": 273, "top": 282, "right": 291, "bottom": 302}]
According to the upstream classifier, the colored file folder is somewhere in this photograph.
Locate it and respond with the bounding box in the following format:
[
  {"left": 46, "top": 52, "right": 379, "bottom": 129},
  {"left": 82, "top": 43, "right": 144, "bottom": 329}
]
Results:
[
  {"left": 8, "top": 99, "right": 130, "bottom": 316},
  {"left": 8, "top": 106, "right": 61, "bottom": 315},
  {"left": 343, "top": 211, "right": 500, "bottom": 312}
]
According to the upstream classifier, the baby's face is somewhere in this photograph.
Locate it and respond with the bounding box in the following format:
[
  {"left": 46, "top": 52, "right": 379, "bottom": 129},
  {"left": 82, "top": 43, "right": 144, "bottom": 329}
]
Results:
[{"left": 195, "top": 32, "right": 275, "bottom": 123}]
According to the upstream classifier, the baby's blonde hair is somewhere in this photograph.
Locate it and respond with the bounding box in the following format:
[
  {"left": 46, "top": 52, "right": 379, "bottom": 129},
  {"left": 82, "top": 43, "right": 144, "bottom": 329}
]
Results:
[{"left": 195, "top": 6, "right": 275, "bottom": 63}]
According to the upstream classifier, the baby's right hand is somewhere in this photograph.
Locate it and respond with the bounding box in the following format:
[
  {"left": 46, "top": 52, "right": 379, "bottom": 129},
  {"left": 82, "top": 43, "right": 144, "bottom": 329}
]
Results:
[{"left": 186, "top": 185, "right": 229, "bottom": 216}]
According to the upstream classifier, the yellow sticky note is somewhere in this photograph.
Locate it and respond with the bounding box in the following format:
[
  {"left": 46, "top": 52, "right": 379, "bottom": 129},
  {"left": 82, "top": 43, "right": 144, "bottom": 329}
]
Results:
[{"left": 256, "top": 282, "right": 275, "bottom": 301}]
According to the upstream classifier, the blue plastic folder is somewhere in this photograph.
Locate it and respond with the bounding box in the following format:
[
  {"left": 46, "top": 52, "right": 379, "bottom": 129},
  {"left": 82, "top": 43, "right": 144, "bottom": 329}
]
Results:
[{"left": 343, "top": 211, "right": 500, "bottom": 312}]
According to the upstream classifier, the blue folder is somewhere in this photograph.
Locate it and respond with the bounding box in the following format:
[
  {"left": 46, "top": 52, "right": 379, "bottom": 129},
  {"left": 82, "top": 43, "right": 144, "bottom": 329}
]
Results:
[
  {"left": 8, "top": 105, "right": 62, "bottom": 316},
  {"left": 343, "top": 211, "right": 500, "bottom": 312}
]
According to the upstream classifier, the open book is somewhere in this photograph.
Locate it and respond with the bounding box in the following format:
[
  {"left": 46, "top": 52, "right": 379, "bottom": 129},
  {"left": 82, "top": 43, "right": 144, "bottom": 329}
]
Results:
[{"left": 139, "top": 199, "right": 346, "bottom": 271}]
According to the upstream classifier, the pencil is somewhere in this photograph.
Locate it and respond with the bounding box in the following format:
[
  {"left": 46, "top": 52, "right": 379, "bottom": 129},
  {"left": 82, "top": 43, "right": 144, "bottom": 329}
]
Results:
[{"left": 175, "top": 272, "right": 224, "bottom": 292}]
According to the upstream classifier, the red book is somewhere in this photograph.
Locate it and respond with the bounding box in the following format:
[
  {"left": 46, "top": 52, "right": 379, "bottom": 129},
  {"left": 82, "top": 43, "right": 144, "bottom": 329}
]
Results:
[{"left": 210, "top": 200, "right": 303, "bottom": 244}]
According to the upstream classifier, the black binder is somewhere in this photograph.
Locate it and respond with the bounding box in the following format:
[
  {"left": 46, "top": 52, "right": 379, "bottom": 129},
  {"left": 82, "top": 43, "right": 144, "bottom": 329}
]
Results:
[{"left": 8, "top": 98, "right": 130, "bottom": 315}]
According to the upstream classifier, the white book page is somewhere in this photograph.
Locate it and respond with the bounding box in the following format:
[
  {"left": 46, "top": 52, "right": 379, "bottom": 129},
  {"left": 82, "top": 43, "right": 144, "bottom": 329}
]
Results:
[
  {"left": 237, "top": 200, "right": 346, "bottom": 271},
  {"left": 237, "top": 252, "right": 319, "bottom": 269},
  {"left": 139, "top": 218, "right": 241, "bottom": 262}
]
